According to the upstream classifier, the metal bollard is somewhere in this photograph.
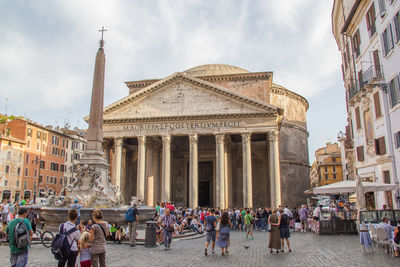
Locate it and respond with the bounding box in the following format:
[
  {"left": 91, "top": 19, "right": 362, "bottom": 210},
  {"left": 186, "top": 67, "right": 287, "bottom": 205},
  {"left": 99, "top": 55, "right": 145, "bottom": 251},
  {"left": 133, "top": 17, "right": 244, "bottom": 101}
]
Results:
[{"left": 145, "top": 220, "right": 157, "bottom": 247}]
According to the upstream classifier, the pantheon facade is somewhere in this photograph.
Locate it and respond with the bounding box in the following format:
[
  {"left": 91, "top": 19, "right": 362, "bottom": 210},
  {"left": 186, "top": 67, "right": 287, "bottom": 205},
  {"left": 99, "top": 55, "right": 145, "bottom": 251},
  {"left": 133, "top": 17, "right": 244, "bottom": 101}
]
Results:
[{"left": 101, "top": 64, "right": 310, "bottom": 208}]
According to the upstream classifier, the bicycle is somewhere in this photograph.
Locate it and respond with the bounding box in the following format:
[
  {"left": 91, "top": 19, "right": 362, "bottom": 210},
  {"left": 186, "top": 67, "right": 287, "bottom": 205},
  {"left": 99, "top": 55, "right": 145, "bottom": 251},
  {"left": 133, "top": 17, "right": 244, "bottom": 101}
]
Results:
[{"left": 33, "top": 222, "right": 54, "bottom": 248}]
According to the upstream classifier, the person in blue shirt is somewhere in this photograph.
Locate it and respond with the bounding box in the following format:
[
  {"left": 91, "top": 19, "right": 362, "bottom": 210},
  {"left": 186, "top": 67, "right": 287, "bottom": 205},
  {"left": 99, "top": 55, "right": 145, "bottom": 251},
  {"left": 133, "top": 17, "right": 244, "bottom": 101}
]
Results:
[{"left": 70, "top": 199, "right": 83, "bottom": 226}]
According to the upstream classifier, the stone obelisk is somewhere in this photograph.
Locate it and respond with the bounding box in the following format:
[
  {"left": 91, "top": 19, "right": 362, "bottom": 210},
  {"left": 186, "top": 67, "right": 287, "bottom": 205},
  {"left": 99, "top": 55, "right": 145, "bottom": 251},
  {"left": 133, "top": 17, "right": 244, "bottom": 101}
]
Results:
[
  {"left": 68, "top": 28, "right": 120, "bottom": 206},
  {"left": 80, "top": 27, "right": 107, "bottom": 166}
]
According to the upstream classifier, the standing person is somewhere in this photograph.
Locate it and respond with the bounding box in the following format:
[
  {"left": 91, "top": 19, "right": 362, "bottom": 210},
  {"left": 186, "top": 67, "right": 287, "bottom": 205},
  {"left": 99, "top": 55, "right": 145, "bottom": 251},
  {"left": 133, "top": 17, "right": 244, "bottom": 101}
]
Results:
[
  {"left": 89, "top": 209, "right": 109, "bottom": 267},
  {"left": 6, "top": 208, "right": 33, "bottom": 267},
  {"left": 57, "top": 209, "right": 81, "bottom": 267},
  {"left": 244, "top": 210, "right": 254, "bottom": 240},
  {"left": 204, "top": 208, "right": 217, "bottom": 255},
  {"left": 125, "top": 203, "right": 139, "bottom": 247},
  {"left": 312, "top": 205, "right": 322, "bottom": 234},
  {"left": 70, "top": 199, "right": 83, "bottom": 226},
  {"left": 268, "top": 209, "right": 281, "bottom": 253},
  {"left": 299, "top": 205, "right": 309, "bottom": 232},
  {"left": 27, "top": 208, "right": 38, "bottom": 234},
  {"left": 161, "top": 208, "right": 175, "bottom": 250},
  {"left": 80, "top": 231, "right": 92, "bottom": 267},
  {"left": 279, "top": 208, "right": 291, "bottom": 252},
  {"left": 216, "top": 211, "right": 232, "bottom": 256},
  {"left": 2, "top": 200, "right": 9, "bottom": 223}
]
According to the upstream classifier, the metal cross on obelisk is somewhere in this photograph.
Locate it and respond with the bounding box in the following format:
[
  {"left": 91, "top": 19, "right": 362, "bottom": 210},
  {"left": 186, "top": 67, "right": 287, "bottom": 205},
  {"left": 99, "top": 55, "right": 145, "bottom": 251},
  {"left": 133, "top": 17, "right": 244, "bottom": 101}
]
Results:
[{"left": 98, "top": 26, "right": 107, "bottom": 47}]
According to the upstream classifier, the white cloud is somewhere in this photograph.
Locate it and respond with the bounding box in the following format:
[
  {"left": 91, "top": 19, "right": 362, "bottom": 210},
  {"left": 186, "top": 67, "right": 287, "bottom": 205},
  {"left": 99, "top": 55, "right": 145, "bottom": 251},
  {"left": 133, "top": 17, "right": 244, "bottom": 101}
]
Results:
[{"left": 0, "top": 0, "right": 343, "bottom": 129}]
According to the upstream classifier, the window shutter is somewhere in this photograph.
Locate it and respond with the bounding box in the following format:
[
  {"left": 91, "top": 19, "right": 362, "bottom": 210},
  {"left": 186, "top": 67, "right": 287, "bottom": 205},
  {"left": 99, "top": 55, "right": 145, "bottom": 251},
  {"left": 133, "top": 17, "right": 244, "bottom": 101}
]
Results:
[
  {"left": 388, "top": 24, "right": 394, "bottom": 50},
  {"left": 373, "top": 92, "right": 382, "bottom": 117},
  {"left": 394, "top": 12, "right": 400, "bottom": 42},
  {"left": 355, "top": 106, "right": 362, "bottom": 129},
  {"left": 357, "top": 146, "right": 365, "bottom": 161},
  {"left": 379, "top": 137, "right": 386, "bottom": 155}
]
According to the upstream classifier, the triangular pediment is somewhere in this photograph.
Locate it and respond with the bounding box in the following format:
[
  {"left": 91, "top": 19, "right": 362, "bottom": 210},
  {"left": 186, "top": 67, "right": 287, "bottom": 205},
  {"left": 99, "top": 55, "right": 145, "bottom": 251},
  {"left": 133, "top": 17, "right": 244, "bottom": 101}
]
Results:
[{"left": 103, "top": 73, "right": 280, "bottom": 121}]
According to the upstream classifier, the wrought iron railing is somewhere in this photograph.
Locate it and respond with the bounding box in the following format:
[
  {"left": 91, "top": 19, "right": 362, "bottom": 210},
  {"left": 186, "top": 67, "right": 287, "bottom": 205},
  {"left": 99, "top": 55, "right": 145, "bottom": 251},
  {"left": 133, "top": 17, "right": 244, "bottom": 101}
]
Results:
[{"left": 362, "top": 65, "right": 384, "bottom": 85}]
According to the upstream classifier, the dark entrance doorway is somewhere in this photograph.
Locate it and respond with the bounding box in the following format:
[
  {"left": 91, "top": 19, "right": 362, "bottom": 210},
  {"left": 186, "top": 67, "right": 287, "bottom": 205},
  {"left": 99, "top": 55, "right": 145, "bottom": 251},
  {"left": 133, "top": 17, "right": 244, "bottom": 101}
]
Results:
[{"left": 198, "top": 161, "right": 213, "bottom": 207}]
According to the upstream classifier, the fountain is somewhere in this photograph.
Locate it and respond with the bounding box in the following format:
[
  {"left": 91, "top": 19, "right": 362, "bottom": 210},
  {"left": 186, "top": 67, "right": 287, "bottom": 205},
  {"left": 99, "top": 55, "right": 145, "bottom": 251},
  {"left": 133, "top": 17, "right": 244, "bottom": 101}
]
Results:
[{"left": 36, "top": 29, "right": 155, "bottom": 226}]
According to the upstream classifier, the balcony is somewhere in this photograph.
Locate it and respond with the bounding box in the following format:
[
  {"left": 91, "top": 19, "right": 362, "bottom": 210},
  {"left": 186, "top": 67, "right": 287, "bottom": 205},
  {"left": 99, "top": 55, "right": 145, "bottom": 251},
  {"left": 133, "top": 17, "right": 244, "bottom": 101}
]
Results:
[
  {"left": 347, "top": 81, "right": 359, "bottom": 101},
  {"left": 362, "top": 65, "right": 384, "bottom": 85}
]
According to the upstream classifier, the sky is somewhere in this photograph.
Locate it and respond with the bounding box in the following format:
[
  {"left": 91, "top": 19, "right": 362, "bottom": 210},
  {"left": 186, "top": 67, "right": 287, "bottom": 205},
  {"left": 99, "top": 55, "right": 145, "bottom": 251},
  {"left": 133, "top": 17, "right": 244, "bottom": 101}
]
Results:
[{"left": 0, "top": 0, "right": 347, "bottom": 162}]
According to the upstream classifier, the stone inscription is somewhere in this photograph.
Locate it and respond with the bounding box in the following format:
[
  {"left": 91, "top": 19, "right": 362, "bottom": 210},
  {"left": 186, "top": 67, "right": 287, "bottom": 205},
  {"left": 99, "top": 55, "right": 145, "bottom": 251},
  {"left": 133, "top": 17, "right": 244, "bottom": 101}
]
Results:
[{"left": 122, "top": 121, "right": 241, "bottom": 132}]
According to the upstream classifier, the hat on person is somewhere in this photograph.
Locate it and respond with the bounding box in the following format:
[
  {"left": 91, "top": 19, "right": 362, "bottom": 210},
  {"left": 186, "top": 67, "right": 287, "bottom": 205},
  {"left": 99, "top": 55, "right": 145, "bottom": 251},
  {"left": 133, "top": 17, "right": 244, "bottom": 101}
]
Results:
[{"left": 74, "top": 199, "right": 79, "bottom": 203}]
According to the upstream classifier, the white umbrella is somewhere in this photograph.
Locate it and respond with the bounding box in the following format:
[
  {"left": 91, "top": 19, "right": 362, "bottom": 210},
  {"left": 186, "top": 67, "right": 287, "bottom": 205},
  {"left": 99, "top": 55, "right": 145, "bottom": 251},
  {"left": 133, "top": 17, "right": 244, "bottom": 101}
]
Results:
[
  {"left": 309, "top": 180, "right": 397, "bottom": 194},
  {"left": 355, "top": 175, "right": 366, "bottom": 218}
]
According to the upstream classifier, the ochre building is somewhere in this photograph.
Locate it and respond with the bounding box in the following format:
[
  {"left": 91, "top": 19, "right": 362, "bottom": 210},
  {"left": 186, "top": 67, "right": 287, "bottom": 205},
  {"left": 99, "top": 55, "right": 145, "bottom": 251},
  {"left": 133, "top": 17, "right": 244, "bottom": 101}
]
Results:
[{"left": 102, "top": 64, "right": 310, "bottom": 208}]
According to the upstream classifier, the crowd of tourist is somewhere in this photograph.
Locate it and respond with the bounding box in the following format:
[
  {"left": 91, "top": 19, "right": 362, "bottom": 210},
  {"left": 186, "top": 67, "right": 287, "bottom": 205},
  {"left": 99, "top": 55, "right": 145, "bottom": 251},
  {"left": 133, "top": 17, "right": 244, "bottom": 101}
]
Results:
[{"left": 3, "top": 196, "right": 400, "bottom": 266}]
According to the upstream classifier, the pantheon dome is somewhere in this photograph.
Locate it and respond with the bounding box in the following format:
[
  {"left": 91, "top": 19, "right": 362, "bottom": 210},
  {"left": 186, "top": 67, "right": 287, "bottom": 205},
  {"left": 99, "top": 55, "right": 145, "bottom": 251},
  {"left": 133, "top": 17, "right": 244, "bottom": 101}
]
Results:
[{"left": 102, "top": 63, "right": 310, "bottom": 208}]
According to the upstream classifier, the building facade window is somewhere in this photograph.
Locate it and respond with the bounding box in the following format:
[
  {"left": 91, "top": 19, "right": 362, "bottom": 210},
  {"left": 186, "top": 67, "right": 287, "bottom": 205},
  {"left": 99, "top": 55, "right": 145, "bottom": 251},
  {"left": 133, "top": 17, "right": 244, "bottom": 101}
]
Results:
[
  {"left": 366, "top": 4, "right": 376, "bottom": 37},
  {"left": 378, "top": 0, "right": 386, "bottom": 17},
  {"left": 4, "top": 180, "right": 8, "bottom": 186},
  {"left": 382, "top": 24, "right": 394, "bottom": 56},
  {"left": 7, "top": 152, "right": 11, "bottom": 159},
  {"left": 27, "top": 128, "right": 32, "bottom": 137},
  {"left": 33, "top": 182, "right": 37, "bottom": 190},
  {"left": 17, "top": 167, "right": 21, "bottom": 175},
  {"left": 25, "top": 153, "right": 29, "bottom": 163},
  {"left": 325, "top": 166, "right": 328, "bottom": 172},
  {"left": 39, "top": 175, "right": 43, "bottom": 183},
  {"left": 54, "top": 177, "right": 57, "bottom": 184},
  {"left": 16, "top": 181, "right": 19, "bottom": 187},
  {"left": 24, "top": 168, "right": 28, "bottom": 176},
  {"left": 43, "top": 133, "right": 47, "bottom": 142},
  {"left": 373, "top": 92, "right": 382, "bottom": 118},
  {"left": 23, "top": 181, "right": 27, "bottom": 189},
  {"left": 395, "top": 131, "right": 400, "bottom": 148},
  {"left": 325, "top": 174, "right": 328, "bottom": 180},
  {"left": 40, "top": 160, "right": 45, "bottom": 169},
  {"left": 394, "top": 10, "right": 400, "bottom": 42},
  {"left": 333, "top": 174, "right": 337, "bottom": 179},
  {"left": 34, "top": 169, "right": 37, "bottom": 177},
  {"left": 37, "top": 131, "right": 41, "bottom": 140},
  {"left": 352, "top": 29, "right": 361, "bottom": 58},
  {"left": 5, "top": 165, "right": 10, "bottom": 174},
  {"left": 389, "top": 75, "right": 400, "bottom": 107},
  {"left": 357, "top": 146, "right": 365, "bottom": 161},
  {"left": 375, "top": 136, "right": 387, "bottom": 155},
  {"left": 355, "top": 106, "right": 362, "bottom": 129},
  {"left": 46, "top": 176, "right": 49, "bottom": 183},
  {"left": 333, "top": 166, "right": 336, "bottom": 172}
]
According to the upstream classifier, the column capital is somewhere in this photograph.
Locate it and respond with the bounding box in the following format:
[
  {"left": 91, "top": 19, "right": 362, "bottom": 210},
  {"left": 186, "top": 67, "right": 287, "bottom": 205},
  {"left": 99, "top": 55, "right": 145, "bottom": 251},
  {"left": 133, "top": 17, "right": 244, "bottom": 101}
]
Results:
[
  {"left": 162, "top": 135, "right": 171, "bottom": 146},
  {"left": 215, "top": 133, "right": 225, "bottom": 144},
  {"left": 102, "top": 139, "right": 113, "bottom": 149},
  {"left": 267, "top": 131, "right": 279, "bottom": 142},
  {"left": 189, "top": 133, "right": 198, "bottom": 143},
  {"left": 138, "top": 135, "right": 146, "bottom": 145},
  {"left": 115, "top": 137, "right": 124, "bottom": 146},
  {"left": 241, "top": 132, "right": 252, "bottom": 144}
]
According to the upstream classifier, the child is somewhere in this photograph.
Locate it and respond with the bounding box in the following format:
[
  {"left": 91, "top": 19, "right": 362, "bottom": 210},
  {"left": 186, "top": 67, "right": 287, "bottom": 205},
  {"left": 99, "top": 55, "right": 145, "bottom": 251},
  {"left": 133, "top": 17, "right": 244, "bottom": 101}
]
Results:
[
  {"left": 80, "top": 231, "right": 91, "bottom": 267},
  {"left": 110, "top": 222, "right": 117, "bottom": 242},
  {"left": 115, "top": 226, "right": 126, "bottom": 244}
]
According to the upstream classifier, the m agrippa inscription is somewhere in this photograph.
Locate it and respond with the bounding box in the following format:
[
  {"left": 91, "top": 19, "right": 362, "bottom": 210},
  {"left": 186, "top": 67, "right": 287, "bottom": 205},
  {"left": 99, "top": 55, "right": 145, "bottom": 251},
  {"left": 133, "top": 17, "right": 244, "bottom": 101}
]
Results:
[{"left": 122, "top": 121, "right": 241, "bottom": 132}]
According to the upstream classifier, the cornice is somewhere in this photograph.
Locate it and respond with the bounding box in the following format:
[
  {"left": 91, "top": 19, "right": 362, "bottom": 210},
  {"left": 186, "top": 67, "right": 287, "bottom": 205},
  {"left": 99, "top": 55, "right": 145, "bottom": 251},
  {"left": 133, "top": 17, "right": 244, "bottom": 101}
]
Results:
[
  {"left": 280, "top": 122, "right": 309, "bottom": 136},
  {"left": 103, "top": 112, "right": 275, "bottom": 124},
  {"left": 271, "top": 84, "right": 309, "bottom": 110}
]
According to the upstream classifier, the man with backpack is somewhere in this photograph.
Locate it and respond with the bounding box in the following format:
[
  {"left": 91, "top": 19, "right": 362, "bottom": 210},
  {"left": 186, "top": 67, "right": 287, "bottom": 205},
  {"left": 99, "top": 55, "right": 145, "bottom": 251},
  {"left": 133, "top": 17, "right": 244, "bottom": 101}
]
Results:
[
  {"left": 52, "top": 209, "right": 81, "bottom": 267},
  {"left": 6, "top": 207, "right": 33, "bottom": 267},
  {"left": 125, "top": 203, "right": 139, "bottom": 247}
]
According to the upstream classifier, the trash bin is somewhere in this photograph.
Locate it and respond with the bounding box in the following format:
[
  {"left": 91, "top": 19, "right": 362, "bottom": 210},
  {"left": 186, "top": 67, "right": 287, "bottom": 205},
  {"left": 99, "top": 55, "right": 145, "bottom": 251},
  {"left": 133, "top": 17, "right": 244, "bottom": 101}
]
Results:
[{"left": 145, "top": 220, "right": 157, "bottom": 247}]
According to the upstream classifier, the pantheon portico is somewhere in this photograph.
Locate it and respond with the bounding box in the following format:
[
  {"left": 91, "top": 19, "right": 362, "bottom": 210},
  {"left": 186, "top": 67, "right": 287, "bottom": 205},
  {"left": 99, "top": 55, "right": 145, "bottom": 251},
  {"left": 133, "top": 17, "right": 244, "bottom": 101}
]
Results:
[{"left": 100, "top": 64, "right": 310, "bottom": 208}]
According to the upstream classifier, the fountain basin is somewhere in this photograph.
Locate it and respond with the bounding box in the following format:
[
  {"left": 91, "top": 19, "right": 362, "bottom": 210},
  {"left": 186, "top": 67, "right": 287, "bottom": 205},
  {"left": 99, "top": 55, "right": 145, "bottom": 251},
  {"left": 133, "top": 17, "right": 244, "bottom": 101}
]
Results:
[{"left": 32, "top": 206, "right": 155, "bottom": 226}]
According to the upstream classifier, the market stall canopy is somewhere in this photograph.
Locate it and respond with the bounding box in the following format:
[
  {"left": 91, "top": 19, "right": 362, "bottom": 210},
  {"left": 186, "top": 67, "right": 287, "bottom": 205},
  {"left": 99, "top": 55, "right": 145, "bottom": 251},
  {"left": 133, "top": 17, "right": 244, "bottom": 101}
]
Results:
[{"left": 307, "top": 180, "right": 398, "bottom": 195}]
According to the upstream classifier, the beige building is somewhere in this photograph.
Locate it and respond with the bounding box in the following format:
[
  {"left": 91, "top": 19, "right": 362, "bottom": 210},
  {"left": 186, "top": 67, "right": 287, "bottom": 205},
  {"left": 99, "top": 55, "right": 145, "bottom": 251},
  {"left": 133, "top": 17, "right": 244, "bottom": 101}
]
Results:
[
  {"left": 310, "top": 142, "right": 343, "bottom": 188},
  {"left": 100, "top": 64, "right": 310, "bottom": 209}
]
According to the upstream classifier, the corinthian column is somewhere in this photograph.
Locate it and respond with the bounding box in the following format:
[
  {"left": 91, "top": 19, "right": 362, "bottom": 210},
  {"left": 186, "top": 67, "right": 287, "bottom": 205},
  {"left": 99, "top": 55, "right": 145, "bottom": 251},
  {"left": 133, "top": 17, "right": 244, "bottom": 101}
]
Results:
[
  {"left": 242, "top": 133, "right": 253, "bottom": 208},
  {"left": 189, "top": 134, "right": 198, "bottom": 209},
  {"left": 145, "top": 141, "right": 154, "bottom": 206},
  {"left": 114, "top": 137, "right": 123, "bottom": 193},
  {"left": 161, "top": 135, "right": 171, "bottom": 202},
  {"left": 268, "top": 131, "right": 281, "bottom": 208},
  {"left": 215, "top": 134, "right": 225, "bottom": 209},
  {"left": 137, "top": 136, "right": 146, "bottom": 201}
]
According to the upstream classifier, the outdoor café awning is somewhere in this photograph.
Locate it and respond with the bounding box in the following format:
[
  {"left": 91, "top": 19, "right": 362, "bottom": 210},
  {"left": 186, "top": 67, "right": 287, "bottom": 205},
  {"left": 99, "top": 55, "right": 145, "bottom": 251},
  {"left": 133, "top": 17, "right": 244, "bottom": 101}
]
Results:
[{"left": 307, "top": 180, "right": 398, "bottom": 195}]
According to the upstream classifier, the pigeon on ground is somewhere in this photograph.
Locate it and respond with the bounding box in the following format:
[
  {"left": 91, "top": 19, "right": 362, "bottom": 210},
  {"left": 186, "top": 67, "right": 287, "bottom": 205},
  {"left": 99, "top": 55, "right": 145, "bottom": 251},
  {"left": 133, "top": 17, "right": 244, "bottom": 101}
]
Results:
[{"left": 244, "top": 246, "right": 250, "bottom": 249}]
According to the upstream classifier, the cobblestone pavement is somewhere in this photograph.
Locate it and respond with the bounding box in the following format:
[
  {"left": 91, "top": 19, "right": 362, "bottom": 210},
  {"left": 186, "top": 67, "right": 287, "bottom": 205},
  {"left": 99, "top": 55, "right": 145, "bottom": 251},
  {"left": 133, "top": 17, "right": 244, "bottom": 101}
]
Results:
[{"left": 1, "top": 231, "right": 399, "bottom": 266}]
